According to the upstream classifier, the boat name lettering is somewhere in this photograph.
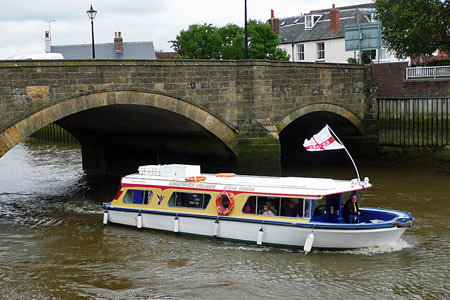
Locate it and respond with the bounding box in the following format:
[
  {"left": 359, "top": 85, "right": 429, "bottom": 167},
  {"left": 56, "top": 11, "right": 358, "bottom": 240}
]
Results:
[
  {"left": 225, "top": 185, "right": 255, "bottom": 192},
  {"left": 169, "top": 181, "right": 216, "bottom": 189}
]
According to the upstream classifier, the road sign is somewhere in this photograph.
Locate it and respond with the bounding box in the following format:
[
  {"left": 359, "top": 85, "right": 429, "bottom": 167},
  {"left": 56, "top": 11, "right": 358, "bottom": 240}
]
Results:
[{"left": 345, "top": 22, "right": 381, "bottom": 51}]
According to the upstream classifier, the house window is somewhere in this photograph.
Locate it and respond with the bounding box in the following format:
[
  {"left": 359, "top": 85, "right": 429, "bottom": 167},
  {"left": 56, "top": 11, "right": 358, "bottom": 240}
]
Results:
[
  {"left": 305, "top": 14, "right": 321, "bottom": 29},
  {"left": 123, "top": 189, "right": 152, "bottom": 205},
  {"left": 305, "top": 15, "right": 313, "bottom": 28},
  {"left": 297, "top": 44, "right": 305, "bottom": 61},
  {"left": 379, "top": 48, "right": 387, "bottom": 60},
  {"left": 168, "top": 191, "right": 211, "bottom": 209},
  {"left": 317, "top": 42, "right": 325, "bottom": 60}
]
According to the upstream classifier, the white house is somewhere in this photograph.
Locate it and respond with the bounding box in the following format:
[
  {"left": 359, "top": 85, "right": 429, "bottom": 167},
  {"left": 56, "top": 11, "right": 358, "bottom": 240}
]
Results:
[{"left": 272, "top": 3, "right": 407, "bottom": 64}]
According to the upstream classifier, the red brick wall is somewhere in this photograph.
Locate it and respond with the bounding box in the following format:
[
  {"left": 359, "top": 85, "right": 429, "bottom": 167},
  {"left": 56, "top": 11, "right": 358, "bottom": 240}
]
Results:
[{"left": 371, "top": 62, "right": 450, "bottom": 98}]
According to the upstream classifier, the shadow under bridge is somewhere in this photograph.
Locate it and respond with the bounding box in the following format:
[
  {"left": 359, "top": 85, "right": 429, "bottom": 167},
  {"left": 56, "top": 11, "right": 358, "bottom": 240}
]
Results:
[{"left": 57, "top": 104, "right": 238, "bottom": 175}]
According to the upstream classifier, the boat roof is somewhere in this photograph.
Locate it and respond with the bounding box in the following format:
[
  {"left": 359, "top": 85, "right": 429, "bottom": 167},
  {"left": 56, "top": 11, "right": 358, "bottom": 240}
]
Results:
[{"left": 121, "top": 164, "right": 371, "bottom": 198}]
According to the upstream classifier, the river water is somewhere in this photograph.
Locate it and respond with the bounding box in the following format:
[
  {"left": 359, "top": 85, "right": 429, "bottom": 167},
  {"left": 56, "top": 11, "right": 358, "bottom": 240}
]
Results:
[{"left": 0, "top": 140, "right": 449, "bottom": 299}]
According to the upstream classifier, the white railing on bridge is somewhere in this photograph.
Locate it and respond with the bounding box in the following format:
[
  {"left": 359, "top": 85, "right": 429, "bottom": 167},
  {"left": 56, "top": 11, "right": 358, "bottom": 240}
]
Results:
[{"left": 406, "top": 66, "right": 450, "bottom": 79}]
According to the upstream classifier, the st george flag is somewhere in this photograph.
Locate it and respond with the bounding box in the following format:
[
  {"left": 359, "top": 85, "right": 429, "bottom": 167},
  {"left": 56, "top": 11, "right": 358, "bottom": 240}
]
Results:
[{"left": 303, "top": 126, "right": 345, "bottom": 151}]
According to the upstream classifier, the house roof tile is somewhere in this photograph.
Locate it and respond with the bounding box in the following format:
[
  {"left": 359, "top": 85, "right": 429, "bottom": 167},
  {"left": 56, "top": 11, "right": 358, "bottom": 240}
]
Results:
[
  {"left": 51, "top": 41, "right": 156, "bottom": 59},
  {"left": 279, "top": 8, "right": 373, "bottom": 44}
]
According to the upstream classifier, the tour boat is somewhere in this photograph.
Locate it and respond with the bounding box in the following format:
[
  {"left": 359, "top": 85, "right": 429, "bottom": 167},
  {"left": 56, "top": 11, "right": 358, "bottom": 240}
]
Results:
[{"left": 102, "top": 164, "right": 414, "bottom": 252}]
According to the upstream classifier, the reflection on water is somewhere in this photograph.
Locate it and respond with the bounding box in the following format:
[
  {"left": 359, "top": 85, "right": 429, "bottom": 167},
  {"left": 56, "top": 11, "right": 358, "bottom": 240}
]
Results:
[{"left": 0, "top": 139, "right": 449, "bottom": 299}]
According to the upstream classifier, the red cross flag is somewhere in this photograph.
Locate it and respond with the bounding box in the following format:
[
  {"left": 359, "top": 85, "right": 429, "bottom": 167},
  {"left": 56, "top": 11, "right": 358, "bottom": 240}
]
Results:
[{"left": 303, "top": 125, "right": 345, "bottom": 151}]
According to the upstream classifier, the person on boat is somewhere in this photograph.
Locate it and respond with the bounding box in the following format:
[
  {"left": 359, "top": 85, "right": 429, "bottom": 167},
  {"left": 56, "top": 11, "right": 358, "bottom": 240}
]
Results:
[
  {"left": 266, "top": 199, "right": 278, "bottom": 215},
  {"left": 262, "top": 205, "right": 275, "bottom": 216},
  {"left": 343, "top": 194, "right": 360, "bottom": 223},
  {"left": 285, "top": 200, "right": 298, "bottom": 217},
  {"left": 243, "top": 198, "right": 256, "bottom": 214},
  {"left": 244, "top": 203, "right": 255, "bottom": 214}
]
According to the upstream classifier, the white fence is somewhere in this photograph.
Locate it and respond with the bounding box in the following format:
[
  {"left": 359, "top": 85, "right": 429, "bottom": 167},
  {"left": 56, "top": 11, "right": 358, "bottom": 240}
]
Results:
[{"left": 406, "top": 66, "right": 450, "bottom": 79}]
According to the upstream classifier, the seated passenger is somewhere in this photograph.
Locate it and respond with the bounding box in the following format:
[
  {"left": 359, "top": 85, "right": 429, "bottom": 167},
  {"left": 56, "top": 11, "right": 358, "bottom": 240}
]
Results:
[
  {"left": 343, "top": 194, "right": 360, "bottom": 223},
  {"left": 266, "top": 199, "right": 278, "bottom": 215},
  {"left": 262, "top": 205, "right": 275, "bottom": 216},
  {"left": 285, "top": 200, "right": 298, "bottom": 217},
  {"left": 243, "top": 203, "right": 255, "bottom": 214}
]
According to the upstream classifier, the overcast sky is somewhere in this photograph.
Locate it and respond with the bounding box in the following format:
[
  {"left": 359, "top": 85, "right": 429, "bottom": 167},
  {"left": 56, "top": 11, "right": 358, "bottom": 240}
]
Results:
[{"left": 1, "top": 0, "right": 371, "bottom": 59}]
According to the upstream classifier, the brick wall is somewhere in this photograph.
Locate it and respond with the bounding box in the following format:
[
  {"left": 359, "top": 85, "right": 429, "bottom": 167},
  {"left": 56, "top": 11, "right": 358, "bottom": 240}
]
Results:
[{"left": 371, "top": 62, "right": 450, "bottom": 98}]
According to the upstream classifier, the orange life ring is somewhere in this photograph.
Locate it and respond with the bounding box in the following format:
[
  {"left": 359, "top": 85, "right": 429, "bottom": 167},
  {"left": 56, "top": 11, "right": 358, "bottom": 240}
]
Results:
[
  {"left": 216, "top": 173, "right": 237, "bottom": 177},
  {"left": 185, "top": 176, "right": 206, "bottom": 182},
  {"left": 215, "top": 191, "right": 234, "bottom": 216}
]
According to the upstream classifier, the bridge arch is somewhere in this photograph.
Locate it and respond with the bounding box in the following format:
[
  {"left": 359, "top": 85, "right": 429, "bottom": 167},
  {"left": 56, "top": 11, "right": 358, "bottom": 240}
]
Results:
[
  {"left": 276, "top": 103, "right": 366, "bottom": 168},
  {"left": 0, "top": 90, "right": 238, "bottom": 157},
  {"left": 276, "top": 103, "right": 364, "bottom": 134}
]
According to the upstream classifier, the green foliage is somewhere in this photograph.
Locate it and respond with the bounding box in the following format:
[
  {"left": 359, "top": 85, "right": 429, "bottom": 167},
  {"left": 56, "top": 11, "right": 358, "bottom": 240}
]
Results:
[
  {"left": 170, "top": 24, "right": 222, "bottom": 59},
  {"left": 361, "top": 51, "right": 372, "bottom": 64},
  {"left": 347, "top": 57, "right": 359, "bottom": 64},
  {"left": 375, "top": 0, "right": 450, "bottom": 59},
  {"left": 219, "top": 24, "right": 245, "bottom": 59},
  {"left": 426, "top": 59, "right": 450, "bottom": 66},
  {"left": 170, "top": 20, "right": 289, "bottom": 61},
  {"left": 366, "top": 78, "right": 375, "bottom": 89}
]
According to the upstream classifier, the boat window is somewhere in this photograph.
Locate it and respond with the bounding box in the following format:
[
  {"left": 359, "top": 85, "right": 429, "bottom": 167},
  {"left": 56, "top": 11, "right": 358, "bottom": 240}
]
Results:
[
  {"left": 167, "top": 192, "right": 211, "bottom": 209},
  {"left": 243, "top": 196, "right": 281, "bottom": 215},
  {"left": 123, "top": 189, "right": 151, "bottom": 205},
  {"left": 242, "top": 196, "right": 309, "bottom": 218},
  {"left": 312, "top": 198, "right": 326, "bottom": 217},
  {"left": 280, "top": 198, "right": 309, "bottom": 218}
]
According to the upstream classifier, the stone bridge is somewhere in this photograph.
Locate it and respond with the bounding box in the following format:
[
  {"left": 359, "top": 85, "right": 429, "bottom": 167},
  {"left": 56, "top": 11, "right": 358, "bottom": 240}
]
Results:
[{"left": 0, "top": 60, "right": 374, "bottom": 174}]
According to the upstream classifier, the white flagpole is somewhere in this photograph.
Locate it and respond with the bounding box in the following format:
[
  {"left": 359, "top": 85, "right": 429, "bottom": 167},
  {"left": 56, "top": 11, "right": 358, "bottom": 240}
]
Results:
[{"left": 326, "top": 124, "right": 361, "bottom": 182}]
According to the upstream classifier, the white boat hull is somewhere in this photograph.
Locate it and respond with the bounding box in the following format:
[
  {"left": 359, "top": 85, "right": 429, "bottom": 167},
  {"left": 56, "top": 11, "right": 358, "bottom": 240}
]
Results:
[{"left": 106, "top": 209, "right": 407, "bottom": 249}]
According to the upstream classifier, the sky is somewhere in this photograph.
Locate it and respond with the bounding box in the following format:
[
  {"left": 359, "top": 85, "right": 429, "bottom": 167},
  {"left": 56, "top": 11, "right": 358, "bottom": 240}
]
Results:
[{"left": 1, "top": 0, "right": 371, "bottom": 59}]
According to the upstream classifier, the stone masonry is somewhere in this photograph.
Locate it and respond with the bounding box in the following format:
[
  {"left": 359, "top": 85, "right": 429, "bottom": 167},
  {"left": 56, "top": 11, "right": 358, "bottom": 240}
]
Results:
[{"left": 0, "top": 60, "right": 370, "bottom": 173}]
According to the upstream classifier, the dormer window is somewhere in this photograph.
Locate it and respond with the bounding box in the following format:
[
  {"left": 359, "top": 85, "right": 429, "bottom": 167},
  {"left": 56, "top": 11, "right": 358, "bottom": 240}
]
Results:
[
  {"left": 280, "top": 21, "right": 286, "bottom": 26},
  {"left": 305, "top": 14, "right": 321, "bottom": 29}
]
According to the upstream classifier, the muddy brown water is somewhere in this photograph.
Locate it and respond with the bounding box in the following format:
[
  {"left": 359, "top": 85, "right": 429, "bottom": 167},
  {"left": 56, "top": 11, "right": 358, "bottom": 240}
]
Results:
[{"left": 0, "top": 140, "right": 449, "bottom": 299}]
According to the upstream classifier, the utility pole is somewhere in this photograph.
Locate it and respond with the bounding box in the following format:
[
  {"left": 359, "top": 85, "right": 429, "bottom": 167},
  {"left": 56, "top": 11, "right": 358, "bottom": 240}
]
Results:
[{"left": 244, "top": 0, "right": 249, "bottom": 59}]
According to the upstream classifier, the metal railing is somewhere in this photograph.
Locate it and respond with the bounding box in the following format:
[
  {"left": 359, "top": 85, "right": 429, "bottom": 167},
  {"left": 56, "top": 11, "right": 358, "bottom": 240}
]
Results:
[
  {"left": 406, "top": 66, "right": 450, "bottom": 79},
  {"left": 378, "top": 98, "right": 449, "bottom": 146}
]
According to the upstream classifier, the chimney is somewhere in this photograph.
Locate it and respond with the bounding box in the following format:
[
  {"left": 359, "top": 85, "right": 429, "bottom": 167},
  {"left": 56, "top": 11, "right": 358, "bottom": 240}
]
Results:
[
  {"left": 269, "top": 10, "right": 280, "bottom": 35},
  {"left": 330, "top": 4, "right": 340, "bottom": 36},
  {"left": 114, "top": 32, "right": 123, "bottom": 53},
  {"left": 44, "top": 31, "right": 51, "bottom": 53}
]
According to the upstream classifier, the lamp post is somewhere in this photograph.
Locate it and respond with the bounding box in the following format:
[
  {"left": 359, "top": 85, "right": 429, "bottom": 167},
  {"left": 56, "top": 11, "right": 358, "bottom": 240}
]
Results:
[
  {"left": 86, "top": 4, "right": 97, "bottom": 59},
  {"left": 244, "top": 0, "right": 248, "bottom": 59}
]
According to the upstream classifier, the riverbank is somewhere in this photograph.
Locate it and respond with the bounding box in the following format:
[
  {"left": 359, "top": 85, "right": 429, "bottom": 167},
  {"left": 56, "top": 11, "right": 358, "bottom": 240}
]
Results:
[{"left": 377, "top": 145, "right": 450, "bottom": 175}]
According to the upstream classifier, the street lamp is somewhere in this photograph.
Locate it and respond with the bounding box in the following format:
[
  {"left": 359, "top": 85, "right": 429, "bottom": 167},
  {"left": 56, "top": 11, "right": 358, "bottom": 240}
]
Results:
[
  {"left": 86, "top": 4, "right": 97, "bottom": 59},
  {"left": 244, "top": 0, "right": 248, "bottom": 59}
]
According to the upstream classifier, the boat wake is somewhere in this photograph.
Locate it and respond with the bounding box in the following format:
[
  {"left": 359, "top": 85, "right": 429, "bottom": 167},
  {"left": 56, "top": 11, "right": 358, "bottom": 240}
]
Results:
[
  {"left": 217, "top": 245, "right": 272, "bottom": 252},
  {"left": 336, "top": 238, "right": 414, "bottom": 255}
]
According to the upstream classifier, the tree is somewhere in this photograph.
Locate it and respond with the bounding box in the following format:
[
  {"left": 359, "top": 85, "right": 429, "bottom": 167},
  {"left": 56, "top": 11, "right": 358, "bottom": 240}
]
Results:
[
  {"left": 218, "top": 24, "right": 245, "bottom": 59},
  {"left": 170, "top": 21, "right": 289, "bottom": 61},
  {"left": 375, "top": 0, "right": 450, "bottom": 61},
  {"left": 247, "top": 20, "right": 290, "bottom": 60},
  {"left": 170, "top": 24, "right": 222, "bottom": 59}
]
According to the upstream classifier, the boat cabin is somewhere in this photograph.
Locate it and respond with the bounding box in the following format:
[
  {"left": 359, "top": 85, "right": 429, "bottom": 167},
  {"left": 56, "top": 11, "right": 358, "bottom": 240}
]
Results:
[{"left": 110, "top": 164, "right": 374, "bottom": 225}]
